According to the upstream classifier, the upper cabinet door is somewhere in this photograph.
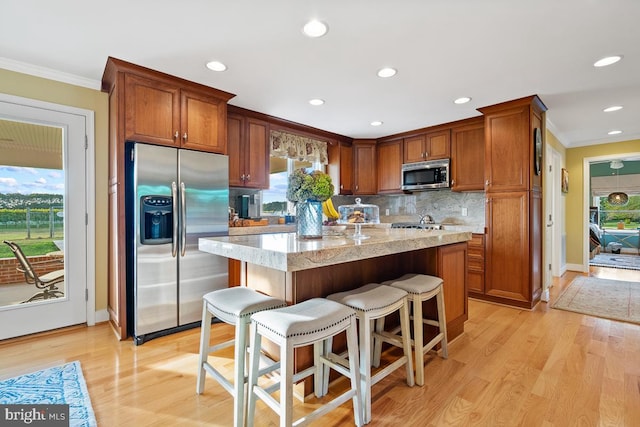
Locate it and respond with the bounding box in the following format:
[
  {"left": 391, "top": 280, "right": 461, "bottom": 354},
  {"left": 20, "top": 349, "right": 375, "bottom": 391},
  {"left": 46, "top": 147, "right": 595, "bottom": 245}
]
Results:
[
  {"left": 451, "top": 119, "right": 484, "bottom": 192},
  {"left": 403, "top": 135, "right": 425, "bottom": 163},
  {"left": 484, "top": 106, "right": 529, "bottom": 192},
  {"left": 124, "top": 74, "right": 180, "bottom": 146},
  {"left": 377, "top": 139, "right": 403, "bottom": 194},
  {"left": 353, "top": 140, "right": 377, "bottom": 195},
  {"left": 425, "top": 130, "right": 451, "bottom": 159},
  {"left": 244, "top": 118, "right": 269, "bottom": 189},
  {"left": 403, "top": 130, "right": 450, "bottom": 163},
  {"left": 180, "top": 89, "right": 227, "bottom": 154}
]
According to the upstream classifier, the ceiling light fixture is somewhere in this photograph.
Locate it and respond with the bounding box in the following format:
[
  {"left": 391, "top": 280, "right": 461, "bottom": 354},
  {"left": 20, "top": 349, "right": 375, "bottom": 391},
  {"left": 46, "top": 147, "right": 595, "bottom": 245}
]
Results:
[
  {"left": 205, "top": 61, "right": 227, "bottom": 72},
  {"left": 608, "top": 130, "right": 622, "bottom": 135},
  {"left": 607, "top": 160, "right": 628, "bottom": 206},
  {"left": 308, "top": 98, "right": 324, "bottom": 106},
  {"left": 593, "top": 55, "right": 622, "bottom": 67},
  {"left": 377, "top": 68, "right": 397, "bottom": 78},
  {"left": 603, "top": 105, "right": 623, "bottom": 112},
  {"left": 303, "top": 20, "right": 328, "bottom": 38},
  {"left": 454, "top": 97, "right": 471, "bottom": 104},
  {"left": 370, "top": 121, "right": 383, "bottom": 126}
]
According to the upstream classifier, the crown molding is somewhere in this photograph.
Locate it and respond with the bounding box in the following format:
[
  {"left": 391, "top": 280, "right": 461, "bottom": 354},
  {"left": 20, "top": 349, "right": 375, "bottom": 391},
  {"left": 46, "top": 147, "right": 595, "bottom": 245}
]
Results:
[{"left": 0, "top": 57, "right": 101, "bottom": 91}]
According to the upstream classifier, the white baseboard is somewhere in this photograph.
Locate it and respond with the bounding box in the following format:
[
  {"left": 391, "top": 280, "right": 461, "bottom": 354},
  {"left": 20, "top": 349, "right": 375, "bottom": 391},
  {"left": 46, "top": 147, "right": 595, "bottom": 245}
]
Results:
[
  {"left": 565, "top": 263, "right": 587, "bottom": 273},
  {"left": 94, "top": 309, "right": 109, "bottom": 323}
]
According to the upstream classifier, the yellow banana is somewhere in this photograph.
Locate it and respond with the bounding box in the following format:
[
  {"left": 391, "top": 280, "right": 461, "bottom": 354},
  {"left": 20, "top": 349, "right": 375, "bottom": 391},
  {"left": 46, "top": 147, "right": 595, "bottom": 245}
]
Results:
[
  {"left": 326, "top": 198, "right": 340, "bottom": 219},
  {"left": 322, "top": 201, "right": 331, "bottom": 218}
]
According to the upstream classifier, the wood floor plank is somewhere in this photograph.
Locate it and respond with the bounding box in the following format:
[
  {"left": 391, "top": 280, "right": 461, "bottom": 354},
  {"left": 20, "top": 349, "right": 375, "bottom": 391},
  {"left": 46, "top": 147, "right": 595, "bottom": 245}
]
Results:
[{"left": 1, "top": 267, "right": 639, "bottom": 426}]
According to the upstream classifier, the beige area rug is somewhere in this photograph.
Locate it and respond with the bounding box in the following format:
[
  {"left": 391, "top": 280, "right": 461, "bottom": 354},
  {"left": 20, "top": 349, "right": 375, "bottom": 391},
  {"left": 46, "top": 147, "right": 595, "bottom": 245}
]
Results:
[{"left": 551, "top": 276, "right": 640, "bottom": 324}]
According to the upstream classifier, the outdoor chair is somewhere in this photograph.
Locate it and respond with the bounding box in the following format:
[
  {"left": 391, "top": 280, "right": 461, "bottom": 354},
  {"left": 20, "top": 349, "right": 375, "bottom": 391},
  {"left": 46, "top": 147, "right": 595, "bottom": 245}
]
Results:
[{"left": 3, "top": 240, "right": 64, "bottom": 303}]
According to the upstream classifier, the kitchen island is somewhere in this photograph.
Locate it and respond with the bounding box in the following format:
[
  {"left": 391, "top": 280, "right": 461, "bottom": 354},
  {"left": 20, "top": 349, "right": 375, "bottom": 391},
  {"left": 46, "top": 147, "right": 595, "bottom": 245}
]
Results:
[{"left": 200, "top": 227, "right": 471, "bottom": 395}]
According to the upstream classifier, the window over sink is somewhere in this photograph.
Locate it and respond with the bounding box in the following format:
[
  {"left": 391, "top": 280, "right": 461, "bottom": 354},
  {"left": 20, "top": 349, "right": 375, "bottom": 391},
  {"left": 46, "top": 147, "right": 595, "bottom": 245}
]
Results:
[{"left": 261, "top": 156, "right": 323, "bottom": 217}]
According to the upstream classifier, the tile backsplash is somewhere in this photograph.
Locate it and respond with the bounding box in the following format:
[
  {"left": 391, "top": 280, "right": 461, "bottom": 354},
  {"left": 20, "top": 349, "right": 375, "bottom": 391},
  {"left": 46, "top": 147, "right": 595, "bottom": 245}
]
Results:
[{"left": 231, "top": 187, "right": 485, "bottom": 230}]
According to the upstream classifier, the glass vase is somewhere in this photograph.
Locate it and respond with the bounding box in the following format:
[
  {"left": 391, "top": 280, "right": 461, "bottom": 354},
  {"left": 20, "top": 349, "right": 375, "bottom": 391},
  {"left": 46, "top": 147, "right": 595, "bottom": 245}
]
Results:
[{"left": 296, "top": 200, "right": 323, "bottom": 239}]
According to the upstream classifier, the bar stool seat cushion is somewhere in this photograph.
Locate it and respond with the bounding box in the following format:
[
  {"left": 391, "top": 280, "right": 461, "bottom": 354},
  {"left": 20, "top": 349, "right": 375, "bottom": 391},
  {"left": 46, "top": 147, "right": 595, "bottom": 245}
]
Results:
[
  {"left": 250, "top": 298, "right": 356, "bottom": 347},
  {"left": 382, "top": 273, "right": 443, "bottom": 295},
  {"left": 327, "top": 282, "right": 407, "bottom": 312},
  {"left": 203, "top": 287, "right": 285, "bottom": 325}
]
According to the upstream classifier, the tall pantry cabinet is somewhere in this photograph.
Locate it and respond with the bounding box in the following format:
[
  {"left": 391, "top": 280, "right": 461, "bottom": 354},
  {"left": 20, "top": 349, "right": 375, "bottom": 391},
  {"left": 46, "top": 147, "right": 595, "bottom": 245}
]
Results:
[
  {"left": 477, "top": 96, "right": 546, "bottom": 309},
  {"left": 102, "top": 57, "right": 234, "bottom": 339}
]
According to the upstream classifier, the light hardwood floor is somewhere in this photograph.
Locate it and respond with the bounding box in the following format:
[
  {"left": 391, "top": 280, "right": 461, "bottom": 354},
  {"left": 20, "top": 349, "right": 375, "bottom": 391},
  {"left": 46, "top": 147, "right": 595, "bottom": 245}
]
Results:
[{"left": 1, "top": 267, "right": 639, "bottom": 426}]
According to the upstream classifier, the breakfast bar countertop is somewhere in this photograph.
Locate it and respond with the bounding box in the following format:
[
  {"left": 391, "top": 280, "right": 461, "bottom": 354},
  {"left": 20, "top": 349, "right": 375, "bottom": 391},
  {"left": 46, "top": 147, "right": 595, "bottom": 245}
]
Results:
[{"left": 199, "top": 228, "right": 472, "bottom": 272}]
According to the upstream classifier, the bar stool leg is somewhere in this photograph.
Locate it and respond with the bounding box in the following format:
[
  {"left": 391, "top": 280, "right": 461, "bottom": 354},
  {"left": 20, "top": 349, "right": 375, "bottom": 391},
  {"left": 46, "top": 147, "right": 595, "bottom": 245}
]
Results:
[
  {"left": 399, "top": 301, "right": 415, "bottom": 387},
  {"left": 246, "top": 322, "right": 260, "bottom": 427},
  {"left": 360, "top": 317, "right": 373, "bottom": 424},
  {"left": 345, "top": 316, "right": 364, "bottom": 427},
  {"left": 436, "top": 291, "right": 448, "bottom": 358},
  {"left": 280, "top": 339, "right": 295, "bottom": 427},
  {"left": 196, "top": 301, "right": 211, "bottom": 394},
  {"left": 232, "top": 318, "right": 248, "bottom": 427},
  {"left": 412, "top": 294, "right": 425, "bottom": 386}
]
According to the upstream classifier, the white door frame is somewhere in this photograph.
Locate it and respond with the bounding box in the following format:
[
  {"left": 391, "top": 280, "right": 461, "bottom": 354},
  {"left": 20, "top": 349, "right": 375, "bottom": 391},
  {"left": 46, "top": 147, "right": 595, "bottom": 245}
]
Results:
[
  {"left": 0, "top": 93, "right": 95, "bottom": 337},
  {"left": 542, "top": 144, "right": 562, "bottom": 301},
  {"left": 582, "top": 151, "right": 640, "bottom": 271}
]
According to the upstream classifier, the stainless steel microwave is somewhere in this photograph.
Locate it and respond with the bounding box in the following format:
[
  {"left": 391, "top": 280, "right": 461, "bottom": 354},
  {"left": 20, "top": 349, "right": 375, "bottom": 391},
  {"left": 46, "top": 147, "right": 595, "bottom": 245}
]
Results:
[{"left": 401, "top": 158, "right": 450, "bottom": 191}]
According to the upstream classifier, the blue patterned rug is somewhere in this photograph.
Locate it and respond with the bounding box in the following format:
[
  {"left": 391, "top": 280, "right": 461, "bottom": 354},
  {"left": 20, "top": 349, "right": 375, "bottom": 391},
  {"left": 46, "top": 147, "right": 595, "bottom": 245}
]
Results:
[
  {"left": 0, "top": 361, "right": 97, "bottom": 427},
  {"left": 590, "top": 253, "right": 640, "bottom": 271}
]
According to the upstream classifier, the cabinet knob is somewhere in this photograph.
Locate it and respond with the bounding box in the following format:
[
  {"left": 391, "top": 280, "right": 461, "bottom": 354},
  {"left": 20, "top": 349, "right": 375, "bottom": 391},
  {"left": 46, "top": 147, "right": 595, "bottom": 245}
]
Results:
[
  {"left": 241, "top": 174, "right": 245, "bottom": 181},
  {"left": 182, "top": 132, "right": 188, "bottom": 141},
  {"left": 451, "top": 179, "right": 455, "bottom": 186},
  {"left": 246, "top": 174, "right": 250, "bottom": 181},
  {"left": 174, "top": 131, "right": 179, "bottom": 139},
  {"left": 424, "top": 151, "right": 428, "bottom": 158},
  {"left": 485, "top": 179, "right": 490, "bottom": 187}
]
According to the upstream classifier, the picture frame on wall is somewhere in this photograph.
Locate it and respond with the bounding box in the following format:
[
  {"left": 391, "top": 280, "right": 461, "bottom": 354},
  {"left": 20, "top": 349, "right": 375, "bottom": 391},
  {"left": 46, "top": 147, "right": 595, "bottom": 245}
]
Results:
[{"left": 561, "top": 168, "right": 569, "bottom": 193}]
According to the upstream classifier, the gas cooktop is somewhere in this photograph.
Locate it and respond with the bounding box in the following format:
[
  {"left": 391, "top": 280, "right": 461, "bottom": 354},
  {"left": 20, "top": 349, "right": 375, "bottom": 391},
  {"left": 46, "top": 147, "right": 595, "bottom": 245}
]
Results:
[{"left": 391, "top": 222, "right": 443, "bottom": 230}]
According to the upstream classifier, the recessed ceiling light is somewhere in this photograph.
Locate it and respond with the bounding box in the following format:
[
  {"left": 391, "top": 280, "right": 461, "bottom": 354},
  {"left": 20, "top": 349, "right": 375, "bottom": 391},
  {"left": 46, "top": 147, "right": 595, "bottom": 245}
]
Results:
[
  {"left": 309, "top": 98, "right": 324, "bottom": 106},
  {"left": 593, "top": 55, "right": 622, "bottom": 67},
  {"left": 454, "top": 97, "right": 471, "bottom": 104},
  {"left": 303, "top": 20, "right": 328, "bottom": 38},
  {"left": 370, "top": 121, "right": 383, "bottom": 126},
  {"left": 608, "top": 130, "right": 623, "bottom": 135},
  {"left": 205, "top": 61, "right": 227, "bottom": 72},
  {"left": 603, "top": 105, "right": 623, "bottom": 112},
  {"left": 377, "top": 68, "right": 397, "bottom": 78}
]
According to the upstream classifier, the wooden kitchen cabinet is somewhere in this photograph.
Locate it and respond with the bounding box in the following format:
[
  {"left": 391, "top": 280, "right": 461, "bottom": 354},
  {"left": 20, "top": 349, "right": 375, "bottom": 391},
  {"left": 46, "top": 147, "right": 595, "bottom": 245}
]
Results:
[
  {"left": 423, "top": 242, "right": 468, "bottom": 340},
  {"left": 481, "top": 96, "right": 545, "bottom": 192},
  {"left": 451, "top": 117, "right": 485, "bottom": 192},
  {"left": 102, "top": 57, "right": 235, "bottom": 339},
  {"left": 477, "top": 95, "right": 546, "bottom": 309},
  {"left": 376, "top": 138, "right": 403, "bottom": 194},
  {"left": 327, "top": 141, "right": 353, "bottom": 195},
  {"left": 353, "top": 140, "right": 377, "bottom": 195},
  {"left": 467, "top": 233, "right": 485, "bottom": 295},
  {"left": 403, "top": 129, "right": 450, "bottom": 164},
  {"left": 227, "top": 113, "right": 269, "bottom": 188},
  {"left": 123, "top": 72, "right": 230, "bottom": 154}
]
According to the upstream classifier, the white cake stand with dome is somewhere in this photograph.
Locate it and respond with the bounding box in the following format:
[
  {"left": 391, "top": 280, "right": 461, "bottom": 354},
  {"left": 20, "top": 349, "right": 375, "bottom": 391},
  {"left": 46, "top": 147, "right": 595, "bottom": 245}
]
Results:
[{"left": 337, "top": 198, "right": 380, "bottom": 240}]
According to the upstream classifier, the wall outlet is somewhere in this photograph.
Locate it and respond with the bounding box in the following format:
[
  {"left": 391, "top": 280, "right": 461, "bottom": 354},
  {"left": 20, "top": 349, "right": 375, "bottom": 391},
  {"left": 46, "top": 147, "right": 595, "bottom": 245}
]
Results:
[
  {"left": 461, "top": 207, "right": 468, "bottom": 216},
  {"left": 385, "top": 208, "right": 390, "bottom": 216}
]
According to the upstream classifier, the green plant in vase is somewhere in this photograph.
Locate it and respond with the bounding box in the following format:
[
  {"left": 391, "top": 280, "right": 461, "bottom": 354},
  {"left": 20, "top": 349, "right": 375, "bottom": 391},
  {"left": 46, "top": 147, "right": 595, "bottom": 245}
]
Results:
[{"left": 287, "top": 169, "right": 334, "bottom": 238}]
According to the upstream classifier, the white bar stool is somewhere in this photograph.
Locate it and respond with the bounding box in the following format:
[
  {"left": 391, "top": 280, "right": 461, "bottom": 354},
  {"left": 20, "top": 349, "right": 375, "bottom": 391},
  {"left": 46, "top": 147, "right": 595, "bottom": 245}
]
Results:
[
  {"left": 326, "top": 283, "right": 414, "bottom": 424},
  {"left": 196, "top": 287, "right": 286, "bottom": 427},
  {"left": 380, "top": 273, "right": 448, "bottom": 386},
  {"left": 246, "top": 298, "right": 363, "bottom": 427}
]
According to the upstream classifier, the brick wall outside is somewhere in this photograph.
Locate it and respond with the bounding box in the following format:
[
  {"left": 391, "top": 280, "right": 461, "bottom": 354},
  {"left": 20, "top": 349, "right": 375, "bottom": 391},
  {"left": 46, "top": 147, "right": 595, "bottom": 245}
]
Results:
[{"left": 0, "top": 255, "right": 64, "bottom": 286}]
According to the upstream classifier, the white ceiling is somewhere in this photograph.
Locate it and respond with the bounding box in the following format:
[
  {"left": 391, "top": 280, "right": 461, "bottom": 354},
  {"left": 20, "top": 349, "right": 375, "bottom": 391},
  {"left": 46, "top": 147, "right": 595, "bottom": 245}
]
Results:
[{"left": 1, "top": 0, "right": 639, "bottom": 147}]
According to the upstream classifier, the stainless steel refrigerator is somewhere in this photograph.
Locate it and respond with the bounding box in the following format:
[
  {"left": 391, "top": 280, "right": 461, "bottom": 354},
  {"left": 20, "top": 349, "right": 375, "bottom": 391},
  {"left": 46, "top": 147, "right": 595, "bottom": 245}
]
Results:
[{"left": 125, "top": 143, "right": 229, "bottom": 345}]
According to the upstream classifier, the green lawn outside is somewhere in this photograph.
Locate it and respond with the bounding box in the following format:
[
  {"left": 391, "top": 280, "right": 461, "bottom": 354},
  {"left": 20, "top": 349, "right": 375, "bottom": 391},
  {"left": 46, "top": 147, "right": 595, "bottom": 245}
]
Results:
[{"left": 0, "top": 238, "right": 59, "bottom": 258}]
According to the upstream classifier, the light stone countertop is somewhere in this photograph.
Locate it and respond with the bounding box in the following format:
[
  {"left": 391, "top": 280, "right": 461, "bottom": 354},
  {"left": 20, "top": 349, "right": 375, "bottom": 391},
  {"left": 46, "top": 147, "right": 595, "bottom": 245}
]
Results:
[{"left": 200, "top": 227, "right": 471, "bottom": 272}]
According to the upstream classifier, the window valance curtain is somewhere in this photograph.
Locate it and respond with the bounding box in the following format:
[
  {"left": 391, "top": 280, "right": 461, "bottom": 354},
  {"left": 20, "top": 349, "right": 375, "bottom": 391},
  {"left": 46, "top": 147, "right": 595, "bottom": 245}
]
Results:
[
  {"left": 591, "top": 174, "right": 640, "bottom": 197},
  {"left": 270, "top": 130, "right": 328, "bottom": 164}
]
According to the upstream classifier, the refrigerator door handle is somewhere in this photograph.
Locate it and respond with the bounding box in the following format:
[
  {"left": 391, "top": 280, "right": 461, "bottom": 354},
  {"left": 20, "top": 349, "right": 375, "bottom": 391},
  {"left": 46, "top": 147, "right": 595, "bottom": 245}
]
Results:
[
  {"left": 171, "top": 181, "right": 178, "bottom": 258},
  {"left": 180, "top": 182, "right": 187, "bottom": 257}
]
